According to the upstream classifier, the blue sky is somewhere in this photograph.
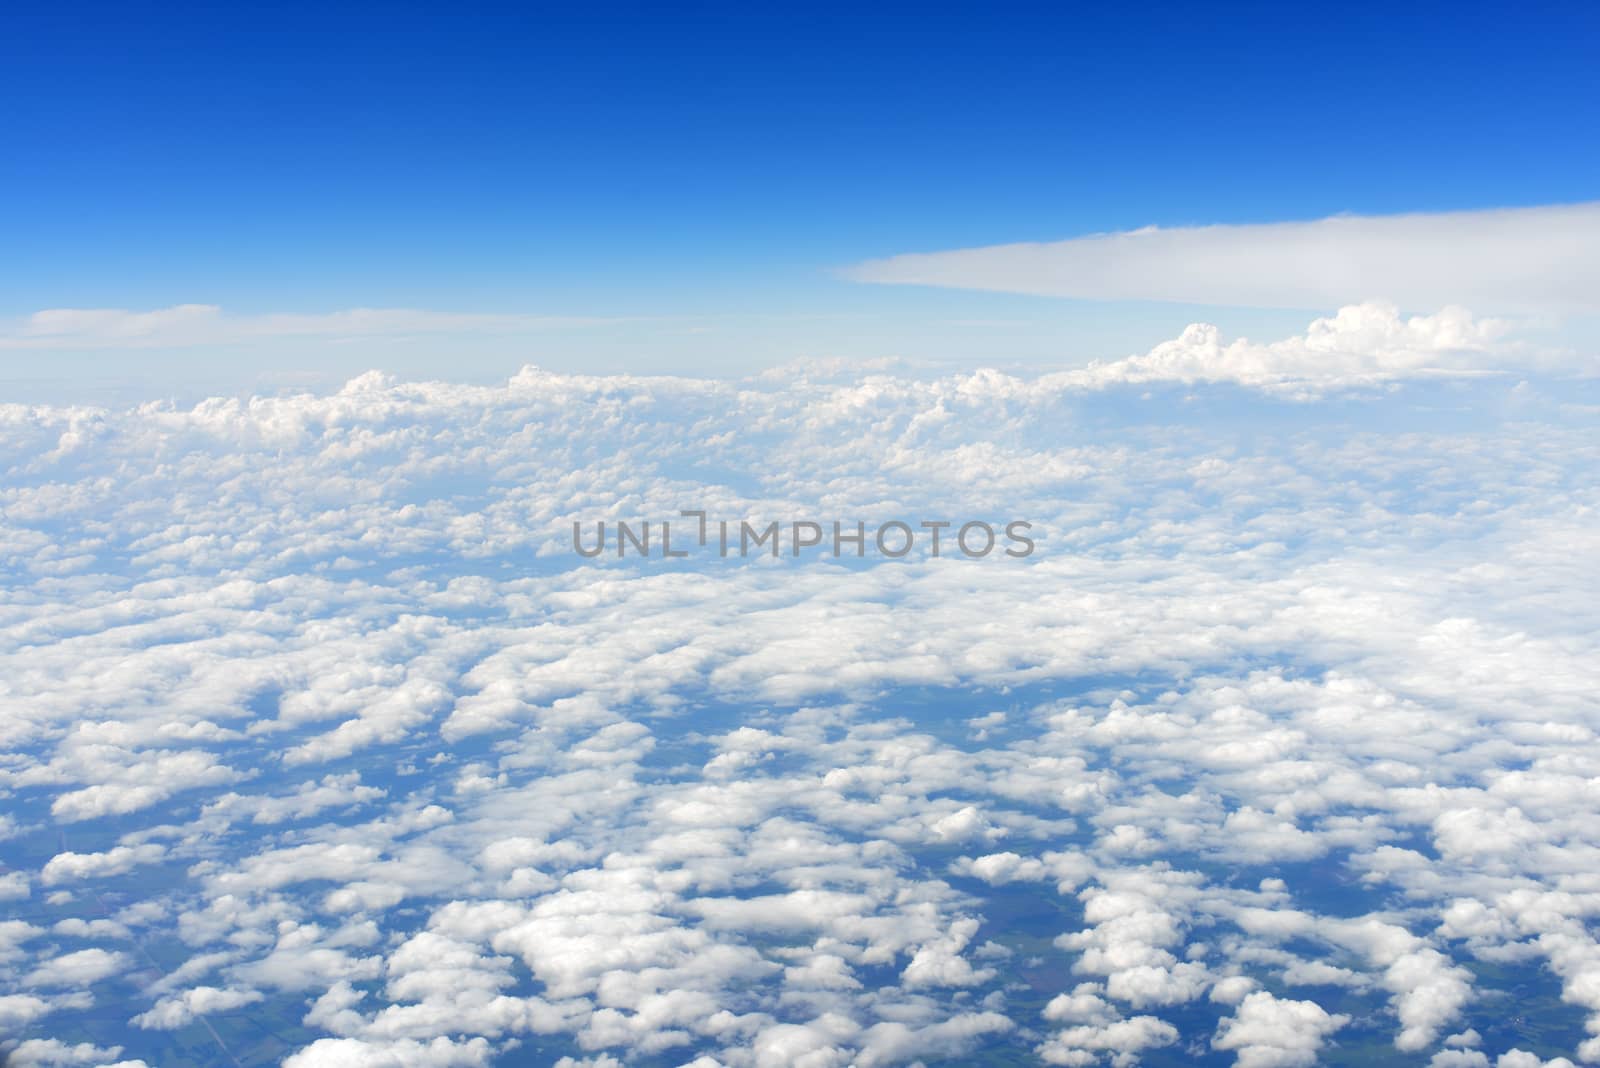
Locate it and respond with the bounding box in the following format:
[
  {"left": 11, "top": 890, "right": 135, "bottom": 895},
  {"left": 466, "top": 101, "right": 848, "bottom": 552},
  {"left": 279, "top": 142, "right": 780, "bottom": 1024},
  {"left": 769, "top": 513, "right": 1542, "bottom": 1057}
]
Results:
[
  {"left": 7, "top": 11, "right": 1600, "bottom": 1066},
  {"left": 3, "top": 3, "right": 1598, "bottom": 393}
]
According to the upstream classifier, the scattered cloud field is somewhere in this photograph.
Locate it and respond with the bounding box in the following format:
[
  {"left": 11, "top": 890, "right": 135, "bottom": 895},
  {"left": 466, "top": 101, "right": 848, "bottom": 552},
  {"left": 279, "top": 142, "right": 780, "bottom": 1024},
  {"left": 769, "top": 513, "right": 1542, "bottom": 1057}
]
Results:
[{"left": 1, "top": 306, "right": 1597, "bottom": 1066}]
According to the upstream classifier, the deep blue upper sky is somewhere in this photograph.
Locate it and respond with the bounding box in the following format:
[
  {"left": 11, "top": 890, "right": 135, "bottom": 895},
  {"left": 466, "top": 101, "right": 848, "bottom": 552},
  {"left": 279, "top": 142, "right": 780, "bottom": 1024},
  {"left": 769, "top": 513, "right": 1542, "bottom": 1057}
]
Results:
[{"left": 2, "top": 3, "right": 1597, "bottom": 392}]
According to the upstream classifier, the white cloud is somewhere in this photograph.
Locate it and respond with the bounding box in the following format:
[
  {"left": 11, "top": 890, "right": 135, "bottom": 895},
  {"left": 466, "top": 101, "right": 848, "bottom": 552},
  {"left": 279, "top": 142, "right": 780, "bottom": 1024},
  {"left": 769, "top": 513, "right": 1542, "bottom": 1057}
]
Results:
[
  {"left": 0, "top": 358, "right": 1597, "bottom": 1065},
  {"left": 951, "top": 851, "right": 1050, "bottom": 886},
  {"left": 854, "top": 1012, "right": 1014, "bottom": 1068},
  {"left": 281, "top": 1036, "right": 496, "bottom": 1067},
  {"left": 129, "top": 985, "right": 265, "bottom": 1030},
  {"left": 1040, "top": 302, "right": 1525, "bottom": 396},
  {"left": 1, "top": 1038, "right": 128, "bottom": 1066},
  {"left": 1496, "top": 1051, "right": 1579, "bottom": 1068},
  {"left": 1036, "top": 1014, "right": 1179, "bottom": 1065},
  {"left": 0, "top": 995, "right": 55, "bottom": 1031},
  {"left": 0, "top": 304, "right": 610, "bottom": 350},
  {"left": 900, "top": 918, "right": 995, "bottom": 988},
  {"left": 41, "top": 844, "right": 166, "bottom": 885},
  {"left": 1211, "top": 991, "right": 1349, "bottom": 1068},
  {"left": 203, "top": 773, "right": 386, "bottom": 824},
  {"left": 23, "top": 948, "right": 130, "bottom": 988},
  {"left": 845, "top": 201, "right": 1600, "bottom": 314}
]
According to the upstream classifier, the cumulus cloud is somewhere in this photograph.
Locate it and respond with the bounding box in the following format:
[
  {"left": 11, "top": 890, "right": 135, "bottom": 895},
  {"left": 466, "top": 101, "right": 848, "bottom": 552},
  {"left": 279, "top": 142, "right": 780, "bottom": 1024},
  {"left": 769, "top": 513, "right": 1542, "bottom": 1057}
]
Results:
[
  {"left": 0, "top": 995, "right": 55, "bottom": 1031},
  {"left": 281, "top": 1036, "right": 496, "bottom": 1067},
  {"left": 1, "top": 1038, "right": 128, "bottom": 1066},
  {"left": 41, "top": 844, "right": 165, "bottom": 885},
  {"left": 1037, "top": 1014, "right": 1179, "bottom": 1065},
  {"left": 24, "top": 949, "right": 130, "bottom": 988},
  {"left": 1212, "top": 990, "right": 1350, "bottom": 1067},
  {"left": 1041, "top": 302, "right": 1524, "bottom": 396},
  {"left": 844, "top": 201, "right": 1600, "bottom": 314},
  {"left": 951, "top": 850, "right": 1050, "bottom": 886},
  {"left": 129, "top": 985, "right": 265, "bottom": 1030},
  {"left": 0, "top": 870, "right": 30, "bottom": 901},
  {"left": 0, "top": 356, "right": 1597, "bottom": 1066}
]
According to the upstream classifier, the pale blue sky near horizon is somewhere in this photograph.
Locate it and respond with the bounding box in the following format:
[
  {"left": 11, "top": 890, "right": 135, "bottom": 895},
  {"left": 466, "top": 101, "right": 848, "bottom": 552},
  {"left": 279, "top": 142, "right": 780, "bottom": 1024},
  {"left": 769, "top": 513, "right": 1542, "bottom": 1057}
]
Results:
[{"left": 3, "top": 2, "right": 1598, "bottom": 399}]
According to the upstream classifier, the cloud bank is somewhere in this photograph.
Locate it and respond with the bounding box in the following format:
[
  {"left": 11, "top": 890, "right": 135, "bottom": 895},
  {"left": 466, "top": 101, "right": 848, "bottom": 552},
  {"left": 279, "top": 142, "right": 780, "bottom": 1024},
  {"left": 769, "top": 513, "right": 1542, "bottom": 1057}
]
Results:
[
  {"left": 845, "top": 201, "right": 1600, "bottom": 314},
  {"left": 1044, "top": 301, "right": 1528, "bottom": 396},
  {"left": 0, "top": 300, "right": 1574, "bottom": 396},
  {"left": 0, "top": 332, "right": 1597, "bottom": 1066}
]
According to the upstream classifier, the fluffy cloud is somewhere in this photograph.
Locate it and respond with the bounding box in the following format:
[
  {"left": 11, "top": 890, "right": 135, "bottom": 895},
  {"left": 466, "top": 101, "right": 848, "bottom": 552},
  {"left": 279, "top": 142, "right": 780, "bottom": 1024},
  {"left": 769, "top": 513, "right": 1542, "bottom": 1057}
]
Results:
[
  {"left": 23, "top": 948, "right": 130, "bottom": 988},
  {"left": 0, "top": 355, "right": 1596, "bottom": 1066},
  {"left": 1, "top": 1038, "right": 129, "bottom": 1066},
  {"left": 281, "top": 1036, "right": 496, "bottom": 1067},
  {"left": 1037, "top": 1013, "right": 1179, "bottom": 1065},
  {"left": 1212, "top": 991, "right": 1350, "bottom": 1067},
  {"left": 0, "top": 869, "right": 30, "bottom": 900},
  {"left": 40, "top": 844, "right": 165, "bottom": 885},
  {"left": 130, "top": 986, "right": 266, "bottom": 1030},
  {"left": 1042, "top": 302, "right": 1517, "bottom": 396},
  {"left": 0, "top": 995, "right": 55, "bottom": 1031}
]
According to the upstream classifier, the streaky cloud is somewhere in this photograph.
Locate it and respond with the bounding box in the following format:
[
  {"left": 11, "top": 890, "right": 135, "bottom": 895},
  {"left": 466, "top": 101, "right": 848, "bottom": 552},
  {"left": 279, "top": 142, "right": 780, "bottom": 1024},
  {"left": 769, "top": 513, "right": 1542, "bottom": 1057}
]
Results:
[
  {"left": 0, "top": 304, "right": 613, "bottom": 350},
  {"left": 843, "top": 202, "right": 1600, "bottom": 314}
]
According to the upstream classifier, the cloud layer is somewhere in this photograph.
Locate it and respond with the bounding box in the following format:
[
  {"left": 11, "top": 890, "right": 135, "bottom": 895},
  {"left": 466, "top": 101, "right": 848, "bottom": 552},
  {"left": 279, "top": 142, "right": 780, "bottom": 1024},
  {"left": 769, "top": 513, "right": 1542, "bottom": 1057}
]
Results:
[
  {"left": 0, "top": 305, "right": 608, "bottom": 350},
  {"left": 846, "top": 202, "right": 1600, "bottom": 314},
  {"left": 0, "top": 332, "right": 1597, "bottom": 1066}
]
